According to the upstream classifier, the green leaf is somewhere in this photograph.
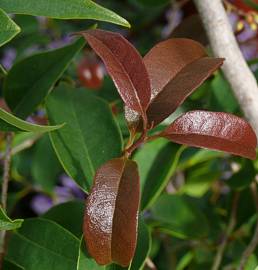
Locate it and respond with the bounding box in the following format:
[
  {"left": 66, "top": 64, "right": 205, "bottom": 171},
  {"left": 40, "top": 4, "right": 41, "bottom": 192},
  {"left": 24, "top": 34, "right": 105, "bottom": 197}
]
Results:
[
  {"left": 0, "top": 107, "right": 63, "bottom": 132},
  {"left": 4, "top": 38, "right": 85, "bottom": 119},
  {"left": 0, "top": 206, "right": 23, "bottom": 231},
  {"left": 134, "top": 138, "right": 184, "bottom": 210},
  {"left": 31, "top": 135, "right": 62, "bottom": 192},
  {"left": 6, "top": 218, "right": 80, "bottom": 270},
  {"left": 43, "top": 200, "right": 84, "bottom": 238},
  {"left": 0, "top": 8, "right": 20, "bottom": 47},
  {"left": 0, "top": 0, "right": 130, "bottom": 27},
  {"left": 129, "top": 217, "right": 151, "bottom": 270},
  {"left": 150, "top": 194, "right": 209, "bottom": 239},
  {"left": 3, "top": 260, "right": 24, "bottom": 270},
  {"left": 227, "top": 160, "right": 256, "bottom": 190},
  {"left": 209, "top": 73, "right": 238, "bottom": 113},
  {"left": 77, "top": 217, "right": 151, "bottom": 270},
  {"left": 46, "top": 84, "right": 123, "bottom": 192}
]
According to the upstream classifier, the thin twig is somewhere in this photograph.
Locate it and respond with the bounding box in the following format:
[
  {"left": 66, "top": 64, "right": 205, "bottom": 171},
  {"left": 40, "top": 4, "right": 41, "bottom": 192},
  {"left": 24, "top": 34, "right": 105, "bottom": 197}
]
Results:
[
  {"left": 212, "top": 192, "right": 240, "bottom": 270},
  {"left": 0, "top": 132, "right": 13, "bottom": 268},
  {"left": 238, "top": 182, "right": 258, "bottom": 270}
]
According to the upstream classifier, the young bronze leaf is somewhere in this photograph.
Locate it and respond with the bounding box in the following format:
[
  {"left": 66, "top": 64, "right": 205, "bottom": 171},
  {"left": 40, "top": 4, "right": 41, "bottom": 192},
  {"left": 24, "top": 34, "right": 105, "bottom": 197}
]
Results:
[
  {"left": 160, "top": 110, "right": 257, "bottom": 160},
  {"left": 84, "top": 157, "right": 140, "bottom": 266},
  {"left": 143, "top": 38, "right": 207, "bottom": 97},
  {"left": 79, "top": 29, "right": 151, "bottom": 121},
  {"left": 146, "top": 57, "right": 224, "bottom": 127}
]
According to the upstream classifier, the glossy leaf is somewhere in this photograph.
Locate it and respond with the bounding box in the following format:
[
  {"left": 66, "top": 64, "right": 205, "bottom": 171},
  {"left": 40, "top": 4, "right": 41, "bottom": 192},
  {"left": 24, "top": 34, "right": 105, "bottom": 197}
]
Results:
[
  {"left": 6, "top": 218, "right": 80, "bottom": 270},
  {"left": 143, "top": 38, "right": 206, "bottom": 97},
  {"left": 4, "top": 38, "right": 84, "bottom": 118},
  {"left": 43, "top": 200, "right": 84, "bottom": 238},
  {"left": 0, "top": 0, "right": 130, "bottom": 27},
  {"left": 0, "top": 8, "right": 20, "bottom": 47},
  {"left": 150, "top": 194, "right": 209, "bottom": 239},
  {"left": 46, "top": 84, "right": 122, "bottom": 192},
  {"left": 161, "top": 110, "right": 257, "bottom": 160},
  {"left": 0, "top": 107, "right": 63, "bottom": 132},
  {"left": 0, "top": 206, "right": 23, "bottom": 231},
  {"left": 146, "top": 58, "right": 224, "bottom": 127},
  {"left": 80, "top": 29, "right": 151, "bottom": 120},
  {"left": 134, "top": 138, "right": 184, "bottom": 210},
  {"left": 84, "top": 158, "right": 140, "bottom": 266}
]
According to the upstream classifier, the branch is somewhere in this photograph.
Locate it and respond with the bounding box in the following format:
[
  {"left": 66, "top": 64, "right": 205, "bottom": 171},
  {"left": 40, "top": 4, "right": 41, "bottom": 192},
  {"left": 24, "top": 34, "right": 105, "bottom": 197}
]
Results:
[
  {"left": 193, "top": 0, "right": 258, "bottom": 138},
  {"left": 212, "top": 192, "right": 239, "bottom": 270},
  {"left": 238, "top": 182, "right": 258, "bottom": 270},
  {"left": 0, "top": 132, "right": 13, "bottom": 267}
]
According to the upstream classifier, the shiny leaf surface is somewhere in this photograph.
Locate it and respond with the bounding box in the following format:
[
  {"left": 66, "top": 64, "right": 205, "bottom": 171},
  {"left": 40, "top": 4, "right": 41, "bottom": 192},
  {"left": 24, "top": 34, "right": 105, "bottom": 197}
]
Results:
[
  {"left": 147, "top": 58, "right": 224, "bottom": 127},
  {"left": 143, "top": 38, "right": 206, "bottom": 97},
  {"left": 84, "top": 158, "right": 140, "bottom": 266},
  {"left": 161, "top": 110, "right": 257, "bottom": 160},
  {"left": 80, "top": 29, "right": 151, "bottom": 120}
]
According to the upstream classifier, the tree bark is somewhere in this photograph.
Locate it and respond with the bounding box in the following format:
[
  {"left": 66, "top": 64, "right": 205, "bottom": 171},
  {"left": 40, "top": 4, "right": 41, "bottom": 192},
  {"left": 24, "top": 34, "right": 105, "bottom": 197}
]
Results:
[{"left": 194, "top": 0, "right": 258, "bottom": 139}]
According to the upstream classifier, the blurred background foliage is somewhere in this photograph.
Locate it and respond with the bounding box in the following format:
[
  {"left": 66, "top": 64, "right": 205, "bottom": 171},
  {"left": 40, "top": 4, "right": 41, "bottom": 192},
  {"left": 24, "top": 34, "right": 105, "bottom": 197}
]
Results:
[{"left": 1, "top": 0, "right": 258, "bottom": 269}]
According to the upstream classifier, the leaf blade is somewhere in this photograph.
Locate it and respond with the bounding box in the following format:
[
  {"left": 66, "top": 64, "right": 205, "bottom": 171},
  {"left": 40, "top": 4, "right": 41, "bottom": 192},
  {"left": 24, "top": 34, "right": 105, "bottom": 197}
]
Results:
[
  {"left": 4, "top": 38, "right": 85, "bottom": 119},
  {"left": 46, "top": 84, "right": 123, "bottom": 191},
  {"left": 84, "top": 158, "right": 140, "bottom": 266},
  {"left": 0, "top": 206, "right": 23, "bottom": 231},
  {"left": 0, "top": 107, "right": 63, "bottom": 132},
  {"left": 0, "top": 8, "right": 20, "bottom": 47},
  {"left": 80, "top": 29, "right": 151, "bottom": 119},
  {"left": 146, "top": 57, "right": 224, "bottom": 127},
  {"left": 0, "top": 0, "right": 130, "bottom": 27},
  {"left": 161, "top": 110, "right": 257, "bottom": 160}
]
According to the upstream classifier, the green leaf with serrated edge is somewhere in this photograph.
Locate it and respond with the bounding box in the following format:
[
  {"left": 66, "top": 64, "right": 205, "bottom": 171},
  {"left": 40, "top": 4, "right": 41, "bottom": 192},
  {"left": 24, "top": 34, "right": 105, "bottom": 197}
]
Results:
[
  {"left": 0, "top": 8, "right": 20, "bottom": 47},
  {"left": 0, "top": 206, "right": 23, "bottom": 231},
  {"left": 43, "top": 200, "right": 84, "bottom": 238},
  {"left": 0, "top": 107, "right": 63, "bottom": 132},
  {"left": 150, "top": 194, "right": 209, "bottom": 239},
  {"left": 6, "top": 218, "right": 80, "bottom": 270},
  {"left": 4, "top": 38, "right": 85, "bottom": 119},
  {"left": 77, "top": 217, "right": 151, "bottom": 270},
  {"left": 0, "top": 0, "right": 130, "bottom": 27},
  {"left": 46, "top": 84, "right": 123, "bottom": 192},
  {"left": 134, "top": 138, "right": 185, "bottom": 210}
]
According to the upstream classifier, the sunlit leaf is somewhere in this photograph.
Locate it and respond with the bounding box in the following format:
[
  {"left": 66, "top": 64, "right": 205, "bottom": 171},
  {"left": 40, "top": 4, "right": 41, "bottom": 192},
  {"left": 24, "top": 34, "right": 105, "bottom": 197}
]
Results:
[{"left": 0, "top": 206, "right": 23, "bottom": 231}]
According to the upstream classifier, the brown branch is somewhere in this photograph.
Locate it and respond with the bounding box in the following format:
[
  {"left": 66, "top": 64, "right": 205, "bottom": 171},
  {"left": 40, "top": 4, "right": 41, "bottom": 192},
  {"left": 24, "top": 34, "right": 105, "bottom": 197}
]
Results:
[
  {"left": 238, "top": 182, "right": 258, "bottom": 270},
  {"left": 0, "top": 132, "right": 13, "bottom": 268},
  {"left": 212, "top": 192, "right": 240, "bottom": 270}
]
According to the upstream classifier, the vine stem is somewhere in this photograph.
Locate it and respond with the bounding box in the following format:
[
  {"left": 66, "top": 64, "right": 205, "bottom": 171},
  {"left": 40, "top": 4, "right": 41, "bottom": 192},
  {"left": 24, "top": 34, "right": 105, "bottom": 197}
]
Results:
[
  {"left": 0, "top": 132, "right": 13, "bottom": 268},
  {"left": 238, "top": 182, "right": 258, "bottom": 270},
  {"left": 212, "top": 192, "right": 239, "bottom": 270}
]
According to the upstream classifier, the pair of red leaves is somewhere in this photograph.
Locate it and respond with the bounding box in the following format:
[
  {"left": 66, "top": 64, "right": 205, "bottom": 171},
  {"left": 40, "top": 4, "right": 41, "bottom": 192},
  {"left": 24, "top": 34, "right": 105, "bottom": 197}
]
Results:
[{"left": 80, "top": 29, "right": 257, "bottom": 266}]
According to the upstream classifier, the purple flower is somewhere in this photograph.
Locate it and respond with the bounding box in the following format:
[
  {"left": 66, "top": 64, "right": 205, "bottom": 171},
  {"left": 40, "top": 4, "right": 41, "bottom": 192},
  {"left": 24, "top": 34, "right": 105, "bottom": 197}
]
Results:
[
  {"left": 1, "top": 48, "right": 16, "bottom": 70},
  {"left": 31, "top": 194, "right": 53, "bottom": 215}
]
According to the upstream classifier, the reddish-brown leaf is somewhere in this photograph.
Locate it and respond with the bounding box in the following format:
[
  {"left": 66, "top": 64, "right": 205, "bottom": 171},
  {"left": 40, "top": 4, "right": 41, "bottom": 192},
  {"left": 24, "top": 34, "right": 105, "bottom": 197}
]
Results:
[
  {"left": 80, "top": 29, "right": 151, "bottom": 120},
  {"left": 160, "top": 110, "right": 257, "bottom": 160},
  {"left": 83, "top": 157, "right": 140, "bottom": 266},
  {"left": 143, "top": 38, "right": 207, "bottom": 97},
  {"left": 146, "top": 57, "right": 224, "bottom": 127}
]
